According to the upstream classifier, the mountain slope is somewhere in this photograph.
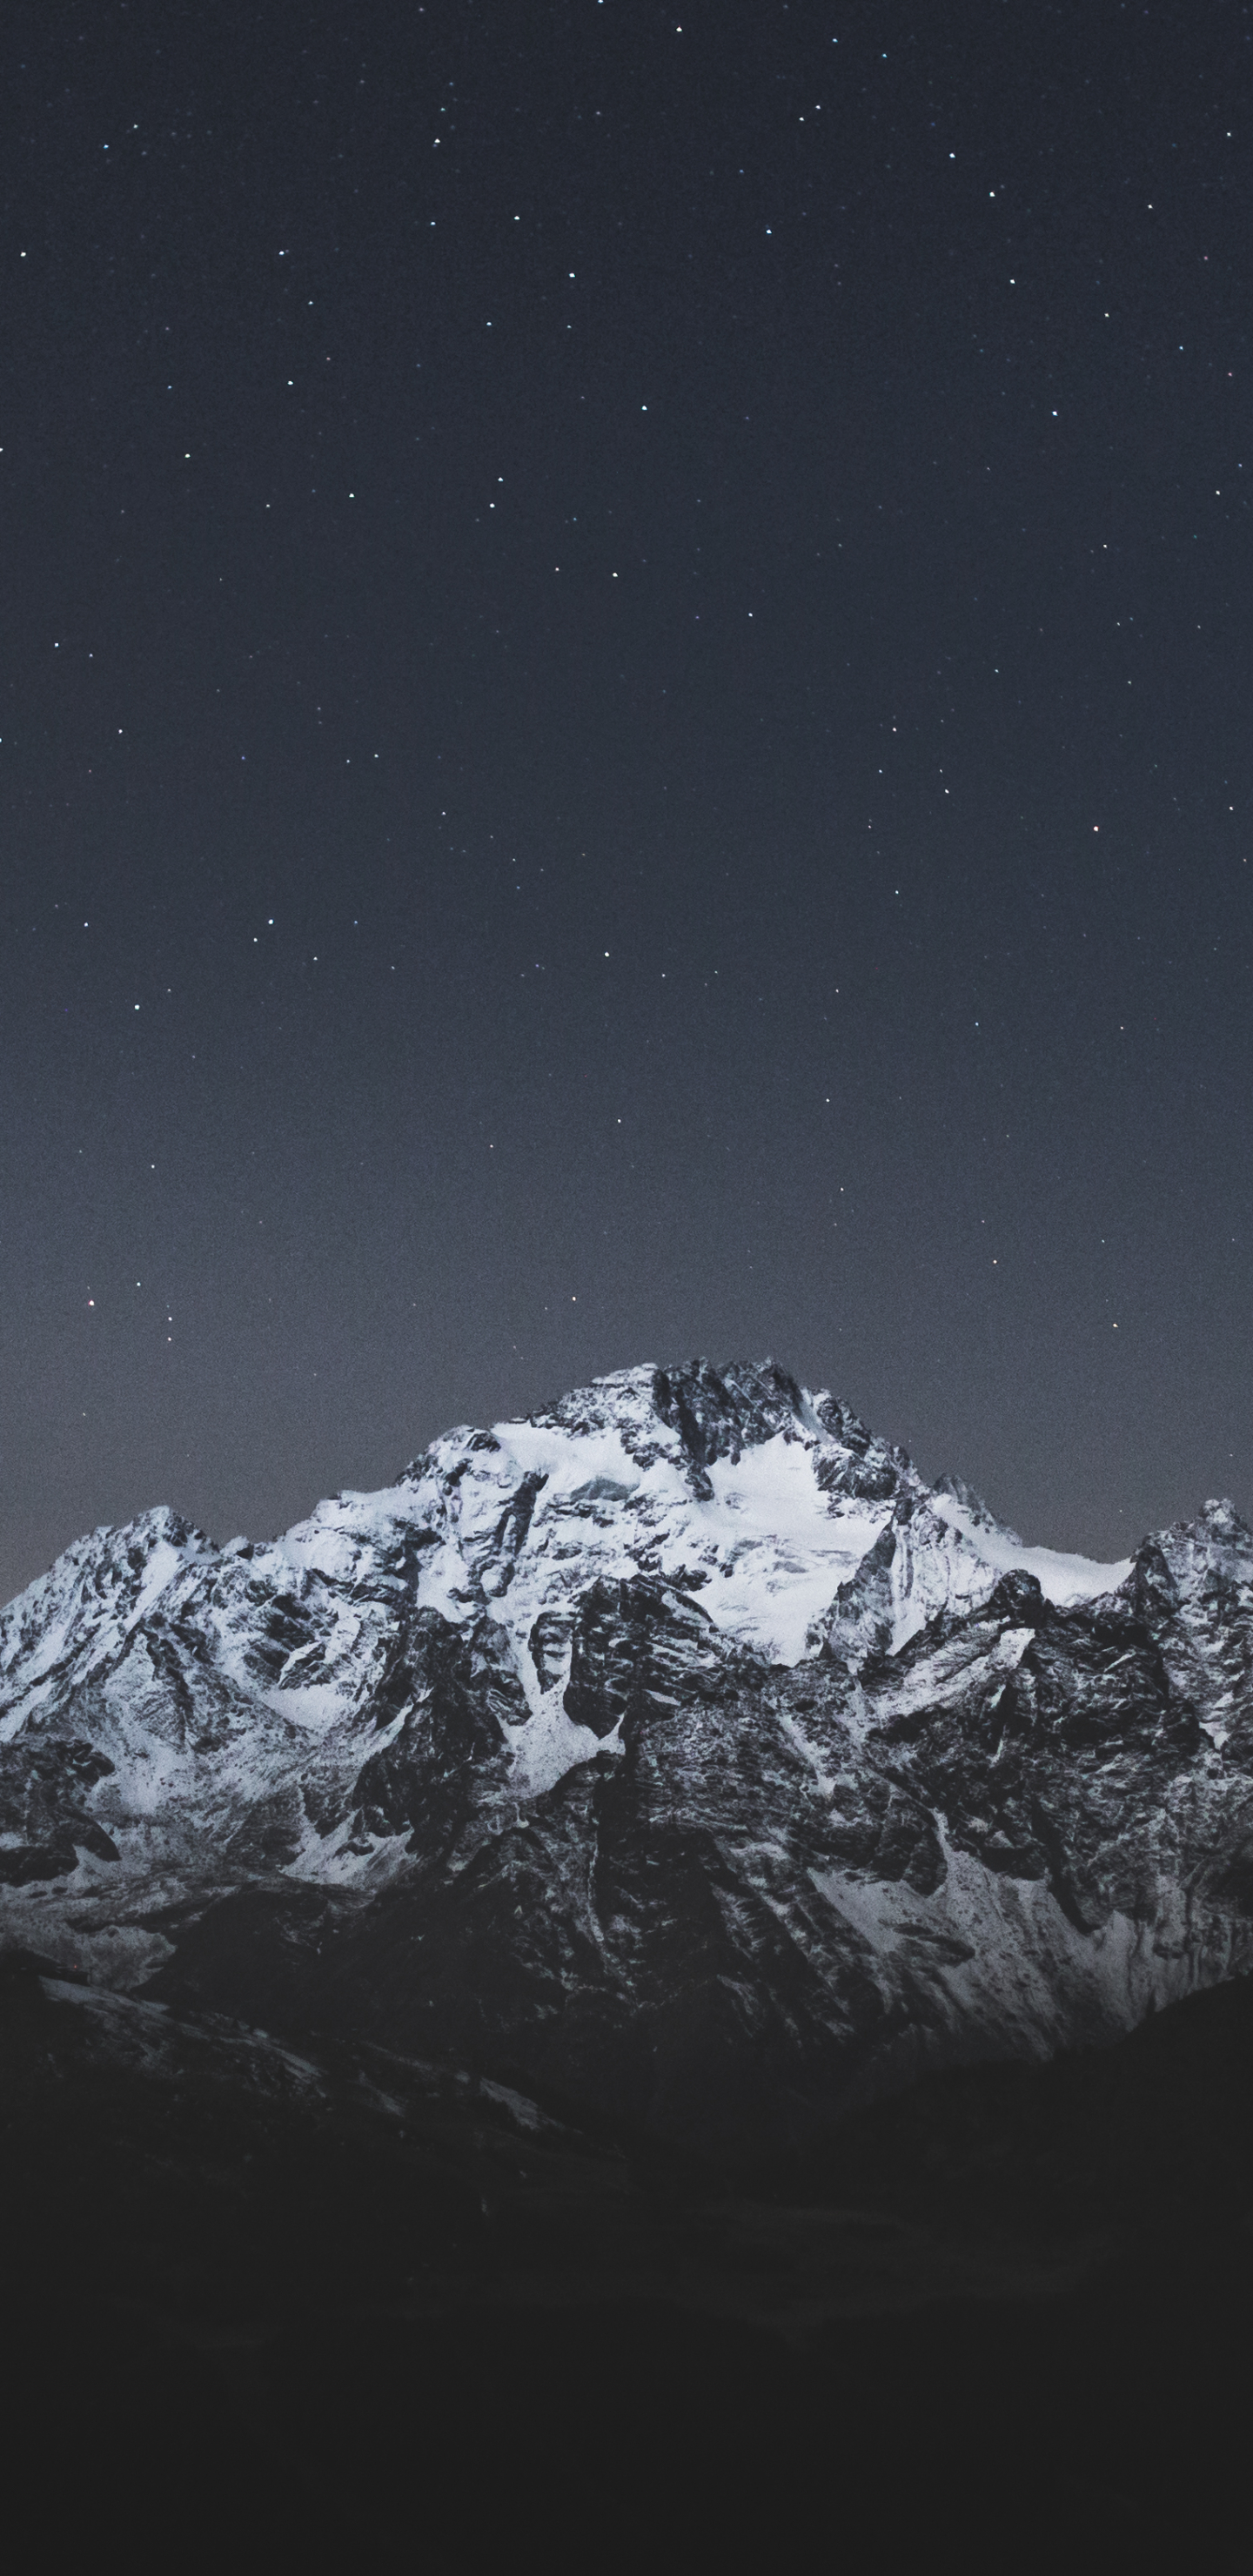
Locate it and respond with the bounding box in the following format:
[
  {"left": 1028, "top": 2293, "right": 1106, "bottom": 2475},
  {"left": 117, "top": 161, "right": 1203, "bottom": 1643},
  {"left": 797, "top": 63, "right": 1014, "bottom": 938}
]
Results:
[{"left": 2, "top": 1358, "right": 1250, "bottom": 2150}]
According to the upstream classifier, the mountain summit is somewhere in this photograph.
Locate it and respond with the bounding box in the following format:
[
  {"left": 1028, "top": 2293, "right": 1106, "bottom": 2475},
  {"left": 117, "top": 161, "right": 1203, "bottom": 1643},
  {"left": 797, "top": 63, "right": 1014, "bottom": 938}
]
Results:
[{"left": 2, "top": 1358, "right": 1250, "bottom": 2149}]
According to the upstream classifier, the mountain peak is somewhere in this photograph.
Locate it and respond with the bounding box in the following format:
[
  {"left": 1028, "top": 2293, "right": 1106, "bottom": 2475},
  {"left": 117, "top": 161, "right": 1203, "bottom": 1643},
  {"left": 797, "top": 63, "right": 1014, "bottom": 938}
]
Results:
[{"left": 0, "top": 1355, "right": 1247, "bottom": 2155}]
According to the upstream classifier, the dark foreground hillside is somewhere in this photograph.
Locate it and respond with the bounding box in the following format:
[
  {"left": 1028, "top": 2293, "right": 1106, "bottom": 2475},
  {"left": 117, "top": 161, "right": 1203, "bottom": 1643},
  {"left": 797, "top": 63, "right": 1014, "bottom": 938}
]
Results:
[{"left": 2, "top": 1952, "right": 1251, "bottom": 2571}]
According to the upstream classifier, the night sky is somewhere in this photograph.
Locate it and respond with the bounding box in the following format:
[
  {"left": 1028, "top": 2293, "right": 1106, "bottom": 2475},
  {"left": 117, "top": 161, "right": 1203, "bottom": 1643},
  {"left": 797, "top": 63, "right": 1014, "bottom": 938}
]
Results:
[{"left": 2, "top": 0, "right": 1250, "bottom": 1604}]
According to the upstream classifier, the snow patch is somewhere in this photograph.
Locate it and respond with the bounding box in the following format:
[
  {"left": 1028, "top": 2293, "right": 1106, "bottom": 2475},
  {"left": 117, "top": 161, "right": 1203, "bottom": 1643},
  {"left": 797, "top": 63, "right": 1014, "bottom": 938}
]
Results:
[{"left": 935, "top": 1497, "right": 1130, "bottom": 1607}]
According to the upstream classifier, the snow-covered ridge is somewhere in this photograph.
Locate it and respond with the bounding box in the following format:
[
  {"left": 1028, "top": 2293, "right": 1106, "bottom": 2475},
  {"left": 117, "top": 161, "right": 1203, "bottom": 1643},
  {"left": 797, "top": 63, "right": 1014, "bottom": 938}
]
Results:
[
  {"left": 0, "top": 1357, "right": 1133, "bottom": 1859},
  {"left": 1, "top": 1358, "right": 1249, "bottom": 2147},
  {"left": 264, "top": 1356, "right": 1129, "bottom": 1674},
  {"left": 1, "top": 1358, "right": 1129, "bottom": 1748}
]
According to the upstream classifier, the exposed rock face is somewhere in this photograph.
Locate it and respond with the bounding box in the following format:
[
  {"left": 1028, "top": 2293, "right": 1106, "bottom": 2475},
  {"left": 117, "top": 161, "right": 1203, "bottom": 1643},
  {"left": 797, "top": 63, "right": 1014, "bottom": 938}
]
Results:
[{"left": 2, "top": 1358, "right": 1250, "bottom": 2150}]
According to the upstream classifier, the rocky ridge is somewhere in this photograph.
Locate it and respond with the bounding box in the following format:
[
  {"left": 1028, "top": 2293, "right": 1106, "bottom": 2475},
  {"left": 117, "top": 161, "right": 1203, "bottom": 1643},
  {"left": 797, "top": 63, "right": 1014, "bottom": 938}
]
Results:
[{"left": 2, "top": 1358, "right": 1250, "bottom": 2150}]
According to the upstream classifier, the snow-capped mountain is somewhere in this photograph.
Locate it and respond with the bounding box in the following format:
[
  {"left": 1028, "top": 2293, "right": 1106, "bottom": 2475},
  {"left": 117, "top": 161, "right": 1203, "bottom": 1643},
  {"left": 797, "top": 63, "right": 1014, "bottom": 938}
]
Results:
[{"left": 2, "top": 1358, "right": 1250, "bottom": 2149}]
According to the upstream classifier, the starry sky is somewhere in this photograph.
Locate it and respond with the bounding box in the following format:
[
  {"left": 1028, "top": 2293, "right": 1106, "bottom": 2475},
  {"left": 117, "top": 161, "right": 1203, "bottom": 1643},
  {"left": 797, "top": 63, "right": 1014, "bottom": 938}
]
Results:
[{"left": 2, "top": 0, "right": 1250, "bottom": 1603}]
